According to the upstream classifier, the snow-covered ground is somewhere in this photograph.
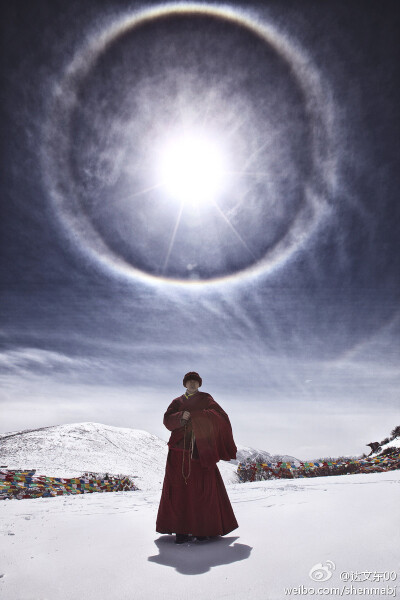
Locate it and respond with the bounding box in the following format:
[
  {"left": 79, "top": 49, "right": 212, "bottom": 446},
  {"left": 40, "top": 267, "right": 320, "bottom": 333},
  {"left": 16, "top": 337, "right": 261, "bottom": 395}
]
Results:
[{"left": 1, "top": 470, "right": 399, "bottom": 600}]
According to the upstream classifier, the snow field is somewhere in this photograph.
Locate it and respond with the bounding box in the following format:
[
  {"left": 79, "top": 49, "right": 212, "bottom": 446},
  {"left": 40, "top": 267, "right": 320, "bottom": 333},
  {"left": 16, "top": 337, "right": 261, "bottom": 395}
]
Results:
[{"left": 0, "top": 471, "right": 399, "bottom": 600}]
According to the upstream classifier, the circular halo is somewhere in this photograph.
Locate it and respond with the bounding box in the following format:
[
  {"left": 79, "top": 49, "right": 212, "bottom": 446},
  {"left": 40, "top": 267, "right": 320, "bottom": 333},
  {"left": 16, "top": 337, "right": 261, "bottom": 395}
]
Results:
[{"left": 42, "top": 3, "right": 337, "bottom": 289}]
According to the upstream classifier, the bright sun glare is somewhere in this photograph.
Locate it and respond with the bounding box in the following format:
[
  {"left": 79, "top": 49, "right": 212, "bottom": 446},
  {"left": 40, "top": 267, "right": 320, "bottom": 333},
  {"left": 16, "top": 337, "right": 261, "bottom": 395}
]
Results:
[{"left": 159, "top": 133, "right": 227, "bottom": 206}]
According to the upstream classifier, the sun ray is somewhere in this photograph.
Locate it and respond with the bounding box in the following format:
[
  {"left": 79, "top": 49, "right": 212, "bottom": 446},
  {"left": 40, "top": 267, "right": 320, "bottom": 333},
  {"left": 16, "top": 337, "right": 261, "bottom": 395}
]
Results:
[
  {"left": 241, "top": 138, "right": 272, "bottom": 172},
  {"left": 226, "top": 116, "right": 250, "bottom": 139},
  {"left": 116, "top": 181, "right": 165, "bottom": 204},
  {"left": 88, "top": 181, "right": 165, "bottom": 214},
  {"left": 212, "top": 200, "right": 257, "bottom": 260},
  {"left": 162, "top": 202, "right": 184, "bottom": 274},
  {"left": 224, "top": 170, "right": 271, "bottom": 178}
]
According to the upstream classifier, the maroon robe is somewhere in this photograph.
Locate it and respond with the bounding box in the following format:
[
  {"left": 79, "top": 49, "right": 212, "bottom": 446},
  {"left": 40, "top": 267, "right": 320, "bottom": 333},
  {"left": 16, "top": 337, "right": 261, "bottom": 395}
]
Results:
[{"left": 156, "top": 391, "right": 239, "bottom": 537}]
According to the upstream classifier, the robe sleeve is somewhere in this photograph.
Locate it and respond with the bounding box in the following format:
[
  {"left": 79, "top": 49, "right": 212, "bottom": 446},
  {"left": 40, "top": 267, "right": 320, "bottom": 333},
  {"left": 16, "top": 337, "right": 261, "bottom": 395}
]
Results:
[
  {"left": 191, "top": 396, "right": 237, "bottom": 468},
  {"left": 163, "top": 398, "right": 185, "bottom": 431}
]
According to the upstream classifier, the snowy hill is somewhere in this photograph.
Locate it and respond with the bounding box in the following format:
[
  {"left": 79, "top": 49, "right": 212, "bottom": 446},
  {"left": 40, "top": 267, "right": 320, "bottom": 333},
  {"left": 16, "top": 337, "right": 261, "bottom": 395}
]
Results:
[
  {"left": 0, "top": 422, "right": 238, "bottom": 490},
  {"left": 0, "top": 422, "right": 166, "bottom": 491},
  {"left": 234, "top": 445, "right": 300, "bottom": 465},
  {"left": 371, "top": 437, "right": 400, "bottom": 457}
]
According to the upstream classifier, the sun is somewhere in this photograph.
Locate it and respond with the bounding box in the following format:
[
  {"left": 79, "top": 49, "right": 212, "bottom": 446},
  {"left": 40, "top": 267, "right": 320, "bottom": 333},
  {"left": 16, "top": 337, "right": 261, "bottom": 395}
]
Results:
[{"left": 158, "top": 132, "right": 227, "bottom": 206}]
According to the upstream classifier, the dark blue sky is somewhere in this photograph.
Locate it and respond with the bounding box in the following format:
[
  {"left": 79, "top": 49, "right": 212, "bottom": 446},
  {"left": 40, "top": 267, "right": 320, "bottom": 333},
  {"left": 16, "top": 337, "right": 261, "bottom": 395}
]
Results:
[{"left": 1, "top": 0, "right": 399, "bottom": 459}]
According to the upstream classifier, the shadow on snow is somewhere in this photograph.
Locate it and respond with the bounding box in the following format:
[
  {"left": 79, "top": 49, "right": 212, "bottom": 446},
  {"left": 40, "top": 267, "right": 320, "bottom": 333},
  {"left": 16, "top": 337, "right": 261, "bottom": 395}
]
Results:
[{"left": 148, "top": 535, "right": 252, "bottom": 575}]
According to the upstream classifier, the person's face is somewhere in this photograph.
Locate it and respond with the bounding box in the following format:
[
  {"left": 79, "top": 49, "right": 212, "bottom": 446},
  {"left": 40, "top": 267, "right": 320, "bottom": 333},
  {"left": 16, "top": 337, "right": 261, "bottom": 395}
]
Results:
[{"left": 186, "top": 379, "right": 200, "bottom": 393}]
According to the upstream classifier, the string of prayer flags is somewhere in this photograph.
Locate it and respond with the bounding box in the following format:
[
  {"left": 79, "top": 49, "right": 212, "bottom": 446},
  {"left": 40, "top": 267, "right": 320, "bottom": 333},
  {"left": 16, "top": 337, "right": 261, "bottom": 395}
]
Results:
[
  {"left": 0, "top": 470, "right": 139, "bottom": 500},
  {"left": 237, "top": 451, "right": 400, "bottom": 482}
]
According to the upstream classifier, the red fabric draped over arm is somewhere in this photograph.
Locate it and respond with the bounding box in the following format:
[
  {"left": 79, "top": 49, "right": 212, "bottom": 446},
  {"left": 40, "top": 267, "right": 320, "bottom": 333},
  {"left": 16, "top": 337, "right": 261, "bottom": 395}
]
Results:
[{"left": 191, "top": 396, "right": 237, "bottom": 468}]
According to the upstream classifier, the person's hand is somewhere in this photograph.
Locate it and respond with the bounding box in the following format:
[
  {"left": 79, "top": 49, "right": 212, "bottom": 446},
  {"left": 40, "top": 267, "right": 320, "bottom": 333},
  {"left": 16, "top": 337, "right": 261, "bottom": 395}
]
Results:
[{"left": 180, "top": 411, "right": 191, "bottom": 426}]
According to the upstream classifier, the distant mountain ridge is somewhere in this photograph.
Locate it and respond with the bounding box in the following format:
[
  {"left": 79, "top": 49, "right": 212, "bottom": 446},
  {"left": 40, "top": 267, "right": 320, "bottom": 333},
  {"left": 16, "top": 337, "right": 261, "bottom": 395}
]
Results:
[{"left": 234, "top": 445, "right": 300, "bottom": 466}]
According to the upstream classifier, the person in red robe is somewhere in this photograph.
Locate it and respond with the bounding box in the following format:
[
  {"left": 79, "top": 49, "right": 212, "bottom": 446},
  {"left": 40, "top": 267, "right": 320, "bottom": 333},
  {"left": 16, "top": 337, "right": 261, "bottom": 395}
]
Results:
[{"left": 156, "top": 371, "right": 239, "bottom": 544}]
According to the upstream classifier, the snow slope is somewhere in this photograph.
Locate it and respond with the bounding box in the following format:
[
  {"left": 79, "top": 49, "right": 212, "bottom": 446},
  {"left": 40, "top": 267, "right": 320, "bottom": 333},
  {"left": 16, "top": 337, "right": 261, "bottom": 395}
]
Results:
[
  {"left": 1, "top": 471, "right": 399, "bottom": 600},
  {"left": 372, "top": 438, "right": 400, "bottom": 456},
  {"left": 0, "top": 422, "right": 167, "bottom": 491},
  {"left": 0, "top": 422, "right": 239, "bottom": 490}
]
